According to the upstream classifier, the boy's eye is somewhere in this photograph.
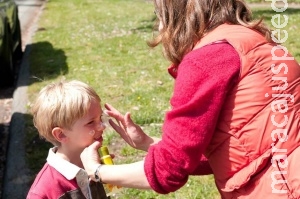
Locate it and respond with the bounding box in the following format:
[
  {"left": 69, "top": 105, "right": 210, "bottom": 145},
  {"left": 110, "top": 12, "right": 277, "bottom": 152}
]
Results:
[{"left": 87, "top": 121, "right": 94, "bottom": 125}]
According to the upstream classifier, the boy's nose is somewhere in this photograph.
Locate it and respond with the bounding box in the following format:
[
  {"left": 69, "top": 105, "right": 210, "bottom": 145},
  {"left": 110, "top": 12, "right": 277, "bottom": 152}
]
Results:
[{"left": 97, "top": 122, "right": 106, "bottom": 131}]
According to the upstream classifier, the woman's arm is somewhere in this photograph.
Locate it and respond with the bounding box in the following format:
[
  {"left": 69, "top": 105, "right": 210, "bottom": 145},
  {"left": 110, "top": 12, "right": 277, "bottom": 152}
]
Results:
[
  {"left": 144, "top": 42, "right": 240, "bottom": 193},
  {"left": 100, "top": 161, "right": 150, "bottom": 188},
  {"left": 80, "top": 141, "right": 151, "bottom": 188}
]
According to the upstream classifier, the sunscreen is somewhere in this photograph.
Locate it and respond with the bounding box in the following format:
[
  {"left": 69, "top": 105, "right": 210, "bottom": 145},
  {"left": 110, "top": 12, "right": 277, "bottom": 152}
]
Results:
[{"left": 98, "top": 146, "right": 122, "bottom": 196}]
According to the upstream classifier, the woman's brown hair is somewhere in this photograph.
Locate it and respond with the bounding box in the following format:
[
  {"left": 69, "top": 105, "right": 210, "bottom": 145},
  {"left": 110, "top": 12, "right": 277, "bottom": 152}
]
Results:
[{"left": 148, "top": 0, "right": 272, "bottom": 66}]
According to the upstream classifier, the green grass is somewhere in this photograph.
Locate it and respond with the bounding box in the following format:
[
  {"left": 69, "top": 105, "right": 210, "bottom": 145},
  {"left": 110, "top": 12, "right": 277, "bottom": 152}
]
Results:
[
  {"left": 247, "top": 0, "right": 300, "bottom": 2},
  {"left": 24, "top": 0, "right": 300, "bottom": 198},
  {"left": 252, "top": 8, "right": 300, "bottom": 61}
]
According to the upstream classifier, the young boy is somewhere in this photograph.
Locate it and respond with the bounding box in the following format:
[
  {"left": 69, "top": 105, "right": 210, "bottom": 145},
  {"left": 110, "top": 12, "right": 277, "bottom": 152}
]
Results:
[{"left": 26, "top": 80, "right": 109, "bottom": 199}]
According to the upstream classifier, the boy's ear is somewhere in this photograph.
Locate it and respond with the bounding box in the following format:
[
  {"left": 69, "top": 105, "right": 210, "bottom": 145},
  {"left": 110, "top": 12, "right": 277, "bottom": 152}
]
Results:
[{"left": 52, "top": 127, "right": 67, "bottom": 143}]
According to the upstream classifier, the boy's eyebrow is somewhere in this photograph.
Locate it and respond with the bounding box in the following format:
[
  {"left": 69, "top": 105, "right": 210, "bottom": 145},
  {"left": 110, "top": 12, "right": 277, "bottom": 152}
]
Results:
[{"left": 86, "top": 115, "right": 100, "bottom": 122}]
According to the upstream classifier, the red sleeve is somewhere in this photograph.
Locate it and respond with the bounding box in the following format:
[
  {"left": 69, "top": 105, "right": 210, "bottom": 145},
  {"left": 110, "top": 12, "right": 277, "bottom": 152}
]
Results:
[{"left": 144, "top": 42, "right": 240, "bottom": 194}]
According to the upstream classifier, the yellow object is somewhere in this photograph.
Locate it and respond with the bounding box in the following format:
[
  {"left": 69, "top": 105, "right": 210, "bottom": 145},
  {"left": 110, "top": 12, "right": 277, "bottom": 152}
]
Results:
[
  {"left": 101, "top": 155, "right": 114, "bottom": 165},
  {"left": 98, "top": 146, "right": 122, "bottom": 196},
  {"left": 99, "top": 146, "right": 114, "bottom": 165}
]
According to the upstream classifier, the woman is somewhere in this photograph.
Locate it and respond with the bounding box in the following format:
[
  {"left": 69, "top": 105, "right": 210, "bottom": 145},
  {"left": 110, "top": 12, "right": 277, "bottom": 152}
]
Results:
[{"left": 81, "top": 0, "right": 300, "bottom": 198}]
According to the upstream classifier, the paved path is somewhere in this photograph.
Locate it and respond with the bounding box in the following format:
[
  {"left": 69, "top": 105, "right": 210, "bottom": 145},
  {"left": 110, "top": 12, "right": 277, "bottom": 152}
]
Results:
[
  {"left": 16, "top": 0, "right": 47, "bottom": 50},
  {"left": 1, "top": 1, "right": 46, "bottom": 198}
]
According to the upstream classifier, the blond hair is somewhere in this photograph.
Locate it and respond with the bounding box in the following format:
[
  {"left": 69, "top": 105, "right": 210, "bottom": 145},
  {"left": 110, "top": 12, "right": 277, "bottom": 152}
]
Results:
[
  {"left": 31, "top": 80, "right": 101, "bottom": 146},
  {"left": 149, "top": 0, "right": 272, "bottom": 66}
]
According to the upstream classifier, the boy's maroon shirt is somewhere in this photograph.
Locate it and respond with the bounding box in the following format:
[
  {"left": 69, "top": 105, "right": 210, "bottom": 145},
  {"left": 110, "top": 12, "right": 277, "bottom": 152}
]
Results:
[
  {"left": 144, "top": 42, "right": 241, "bottom": 194},
  {"left": 27, "top": 163, "right": 81, "bottom": 198}
]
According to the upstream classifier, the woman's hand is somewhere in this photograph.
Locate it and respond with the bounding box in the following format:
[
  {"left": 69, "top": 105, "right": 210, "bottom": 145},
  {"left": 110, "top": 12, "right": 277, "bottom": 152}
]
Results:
[
  {"left": 104, "top": 103, "right": 156, "bottom": 151},
  {"left": 80, "top": 141, "right": 102, "bottom": 180}
]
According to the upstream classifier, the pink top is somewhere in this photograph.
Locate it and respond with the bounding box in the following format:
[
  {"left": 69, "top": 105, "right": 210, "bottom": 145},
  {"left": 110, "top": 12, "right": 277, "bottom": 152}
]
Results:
[{"left": 144, "top": 42, "right": 241, "bottom": 193}]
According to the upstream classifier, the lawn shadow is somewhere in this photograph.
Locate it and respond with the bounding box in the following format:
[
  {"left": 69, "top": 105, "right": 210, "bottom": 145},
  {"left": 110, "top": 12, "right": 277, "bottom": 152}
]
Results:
[
  {"left": 28, "top": 41, "right": 68, "bottom": 84},
  {"left": 20, "top": 41, "right": 68, "bottom": 86}
]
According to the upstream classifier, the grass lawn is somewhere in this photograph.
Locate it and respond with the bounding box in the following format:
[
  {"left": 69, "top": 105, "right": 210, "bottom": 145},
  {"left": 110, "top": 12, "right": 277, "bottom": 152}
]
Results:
[
  {"left": 24, "top": 0, "right": 300, "bottom": 198},
  {"left": 248, "top": 0, "right": 300, "bottom": 2}
]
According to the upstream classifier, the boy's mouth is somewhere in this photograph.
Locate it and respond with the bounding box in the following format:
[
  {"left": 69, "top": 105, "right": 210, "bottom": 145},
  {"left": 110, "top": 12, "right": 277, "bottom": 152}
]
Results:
[{"left": 94, "top": 136, "right": 103, "bottom": 142}]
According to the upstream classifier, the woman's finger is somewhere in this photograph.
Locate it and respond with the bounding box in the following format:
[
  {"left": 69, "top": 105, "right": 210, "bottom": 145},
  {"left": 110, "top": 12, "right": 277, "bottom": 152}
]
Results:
[
  {"left": 109, "top": 119, "right": 125, "bottom": 134},
  {"left": 104, "top": 103, "right": 130, "bottom": 129},
  {"left": 124, "top": 112, "right": 133, "bottom": 126},
  {"left": 104, "top": 103, "right": 121, "bottom": 116},
  {"left": 91, "top": 140, "right": 102, "bottom": 150}
]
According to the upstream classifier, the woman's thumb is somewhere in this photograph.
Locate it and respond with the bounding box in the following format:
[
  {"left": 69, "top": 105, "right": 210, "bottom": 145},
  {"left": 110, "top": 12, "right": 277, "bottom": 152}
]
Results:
[
  {"left": 124, "top": 112, "right": 134, "bottom": 126},
  {"left": 91, "top": 140, "right": 102, "bottom": 149}
]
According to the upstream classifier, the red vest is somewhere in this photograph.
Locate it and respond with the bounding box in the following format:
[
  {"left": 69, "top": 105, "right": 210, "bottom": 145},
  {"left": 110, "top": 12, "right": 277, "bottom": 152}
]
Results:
[{"left": 195, "top": 24, "right": 300, "bottom": 198}]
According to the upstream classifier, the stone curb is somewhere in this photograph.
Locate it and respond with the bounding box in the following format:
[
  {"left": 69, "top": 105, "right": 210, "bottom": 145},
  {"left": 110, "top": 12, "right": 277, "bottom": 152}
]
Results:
[{"left": 2, "top": 1, "right": 46, "bottom": 198}]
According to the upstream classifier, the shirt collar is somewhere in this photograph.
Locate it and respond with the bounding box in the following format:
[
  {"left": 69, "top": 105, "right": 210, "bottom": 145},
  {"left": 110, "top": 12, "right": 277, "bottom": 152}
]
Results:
[
  {"left": 46, "top": 147, "right": 92, "bottom": 199},
  {"left": 47, "top": 147, "right": 82, "bottom": 180}
]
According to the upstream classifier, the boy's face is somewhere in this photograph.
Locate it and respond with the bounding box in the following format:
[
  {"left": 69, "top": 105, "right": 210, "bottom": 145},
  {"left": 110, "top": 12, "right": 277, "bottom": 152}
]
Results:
[{"left": 63, "top": 99, "right": 105, "bottom": 151}]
